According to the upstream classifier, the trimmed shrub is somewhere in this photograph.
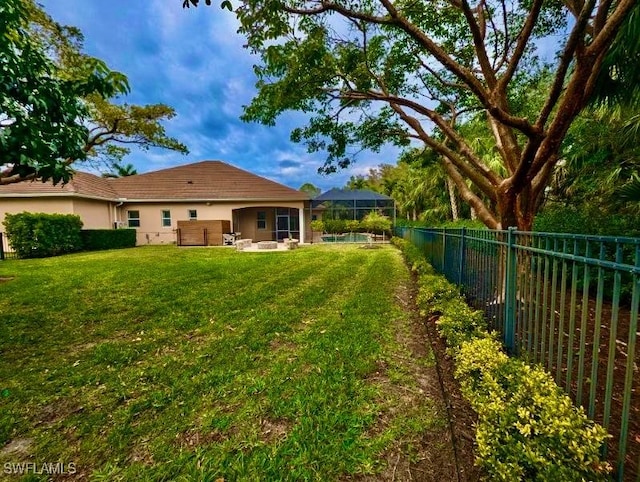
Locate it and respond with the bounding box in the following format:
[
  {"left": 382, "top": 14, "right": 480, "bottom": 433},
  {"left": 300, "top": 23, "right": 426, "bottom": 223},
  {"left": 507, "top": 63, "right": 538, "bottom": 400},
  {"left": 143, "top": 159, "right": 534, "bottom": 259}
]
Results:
[
  {"left": 391, "top": 235, "right": 611, "bottom": 481},
  {"left": 323, "top": 218, "right": 346, "bottom": 234},
  {"left": 345, "top": 219, "right": 361, "bottom": 232},
  {"left": 457, "top": 338, "right": 610, "bottom": 481},
  {"left": 310, "top": 219, "right": 325, "bottom": 232},
  {"left": 391, "top": 237, "right": 434, "bottom": 276},
  {"left": 435, "top": 219, "right": 487, "bottom": 229},
  {"left": 361, "top": 211, "right": 392, "bottom": 234},
  {"left": 3, "top": 212, "right": 83, "bottom": 258},
  {"left": 81, "top": 229, "right": 136, "bottom": 251}
]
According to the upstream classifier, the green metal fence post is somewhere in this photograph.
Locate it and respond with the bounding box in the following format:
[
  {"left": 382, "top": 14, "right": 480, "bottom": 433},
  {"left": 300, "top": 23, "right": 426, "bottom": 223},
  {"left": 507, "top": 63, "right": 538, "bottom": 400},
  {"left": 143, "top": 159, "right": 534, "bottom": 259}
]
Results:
[
  {"left": 504, "top": 227, "right": 517, "bottom": 353},
  {"left": 0, "top": 233, "right": 4, "bottom": 261},
  {"left": 616, "top": 245, "right": 640, "bottom": 479},
  {"left": 458, "top": 227, "right": 466, "bottom": 285},
  {"left": 442, "top": 228, "right": 447, "bottom": 273}
]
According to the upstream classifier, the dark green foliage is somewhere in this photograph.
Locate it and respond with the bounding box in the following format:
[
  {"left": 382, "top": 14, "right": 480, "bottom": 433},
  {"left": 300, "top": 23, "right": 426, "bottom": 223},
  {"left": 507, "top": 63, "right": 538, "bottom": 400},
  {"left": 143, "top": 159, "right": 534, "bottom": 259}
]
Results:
[
  {"left": 81, "top": 229, "right": 136, "bottom": 251},
  {"left": 180, "top": 0, "right": 636, "bottom": 230},
  {"left": 3, "top": 212, "right": 83, "bottom": 258},
  {"left": 434, "top": 219, "right": 487, "bottom": 230},
  {"left": 0, "top": 0, "right": 128, "bottom": 184},
  {"left": 589, "top": 2, "right": 640, "bottom": 107},
  {"left": 534, "top": 205, "right": 640, "bottom": 238},
  {"left": 323, "top": 218, "right": 346, "bottom": 234}
]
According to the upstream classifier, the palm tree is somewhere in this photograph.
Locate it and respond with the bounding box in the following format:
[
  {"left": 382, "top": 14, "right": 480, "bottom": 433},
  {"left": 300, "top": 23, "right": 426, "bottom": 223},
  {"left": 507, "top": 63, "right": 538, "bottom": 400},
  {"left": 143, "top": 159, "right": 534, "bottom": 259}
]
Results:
[
  {"left": 590, "top": 2, "right": 640, "bottom": 109},
  {"left": 102, "top": 163, "right": 138, "bottom": 178}
]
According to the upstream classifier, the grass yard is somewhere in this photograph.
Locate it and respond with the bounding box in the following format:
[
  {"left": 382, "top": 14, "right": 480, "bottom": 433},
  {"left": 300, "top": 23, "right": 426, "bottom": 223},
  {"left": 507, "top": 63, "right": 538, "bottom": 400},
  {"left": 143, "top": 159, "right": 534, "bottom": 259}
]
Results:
[{"left": 0, "top": 245, "right": 451, "bottom": 481}]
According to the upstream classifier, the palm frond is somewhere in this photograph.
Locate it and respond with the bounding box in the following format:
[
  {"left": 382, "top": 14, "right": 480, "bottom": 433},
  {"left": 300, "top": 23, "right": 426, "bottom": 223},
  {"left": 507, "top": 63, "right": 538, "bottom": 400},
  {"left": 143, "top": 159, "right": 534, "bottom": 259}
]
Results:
[{"left": 618, "top": 175, "right": 640, "bottom": 202}]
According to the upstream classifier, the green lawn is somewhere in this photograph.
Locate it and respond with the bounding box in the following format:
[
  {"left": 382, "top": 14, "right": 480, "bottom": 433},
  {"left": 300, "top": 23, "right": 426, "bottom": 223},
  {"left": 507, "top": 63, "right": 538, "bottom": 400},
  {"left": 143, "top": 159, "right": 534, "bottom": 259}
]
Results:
[{"left": 0, "top": 245, "right": 445, "bottom": 481}]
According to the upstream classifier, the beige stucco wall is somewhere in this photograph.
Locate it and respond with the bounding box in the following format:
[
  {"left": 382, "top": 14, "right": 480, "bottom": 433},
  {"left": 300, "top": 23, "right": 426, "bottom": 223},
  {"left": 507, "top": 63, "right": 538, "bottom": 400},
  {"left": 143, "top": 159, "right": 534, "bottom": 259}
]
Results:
[
  {"left": 0, "top": 197, "right": 311, "bottom": 246},
  {"left": 0, "top": 198, "right": 75, "bottom": 228},
  {"left": 118, "top": 201, "right": 309, "bottom": 245},
  {"left": 237, "top": 207, "right": 275, "bottom": 242},
  {"left": 72, "top": 198, "right": 114, "bottom": 229}
]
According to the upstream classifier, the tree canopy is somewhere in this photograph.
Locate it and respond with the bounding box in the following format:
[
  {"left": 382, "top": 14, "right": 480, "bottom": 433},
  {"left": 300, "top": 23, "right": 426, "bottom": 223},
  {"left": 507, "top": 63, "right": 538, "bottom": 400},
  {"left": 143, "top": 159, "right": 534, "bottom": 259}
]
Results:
[
  {"left": 183, "top": 0, "right": 636, "bottom": 229},
  {"left": 1, "top": 0, "right": 188, "bottom": 186},
  {"left": 0, "top": 0, "right": 128, "bottom": 185},
  {"left": 299, "top": 182, "right": 322, "bottom": 197}
]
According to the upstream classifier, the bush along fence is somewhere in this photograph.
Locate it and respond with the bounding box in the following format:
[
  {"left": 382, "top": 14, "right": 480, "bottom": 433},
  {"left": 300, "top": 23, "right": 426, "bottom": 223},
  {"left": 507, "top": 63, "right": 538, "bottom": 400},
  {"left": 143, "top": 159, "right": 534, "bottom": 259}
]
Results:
[
  {"left": 392, "top": 236, "right": 611, "bottom": 480},
  {"left": 396, "top": 227, "right": 640, "bottom": 481}
]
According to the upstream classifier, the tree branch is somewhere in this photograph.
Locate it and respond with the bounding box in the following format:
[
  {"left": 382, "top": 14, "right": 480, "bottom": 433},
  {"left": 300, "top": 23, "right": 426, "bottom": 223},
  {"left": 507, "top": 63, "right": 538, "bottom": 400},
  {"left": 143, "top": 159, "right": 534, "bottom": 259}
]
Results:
[
  {"left": 535, "top": 0, "right": 597, "bottom": 129},
  {"left": 282, "top": 1, "right": 393, "bottom": 25},
  {"left": 588, "top": 0, "right": 636, "bottom": 56},
  {"left": 496, "top": 0, "right": 544, "bottom": 93},
  {"left": 359, "top": 90, "right": 503, "bottom": 187},
  {"left": 386, "top": 100, "right": 499, "bottom": 200},
  {"left": 459, "top": 0, "right": 497, "bottom": 88}
]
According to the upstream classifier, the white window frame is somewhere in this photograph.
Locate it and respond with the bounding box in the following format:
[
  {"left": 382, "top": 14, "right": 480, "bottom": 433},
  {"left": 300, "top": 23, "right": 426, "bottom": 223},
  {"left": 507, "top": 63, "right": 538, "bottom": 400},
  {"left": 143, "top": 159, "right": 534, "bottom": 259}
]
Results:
[
  {"left": 161, "top": 210, "right": 171, "bottom": 227},
  {"left": 188, "top": 209, "right": 197, "bottom": 221},
  {"left": 127, "top": 210, "right": 140, "bottom": 228}
]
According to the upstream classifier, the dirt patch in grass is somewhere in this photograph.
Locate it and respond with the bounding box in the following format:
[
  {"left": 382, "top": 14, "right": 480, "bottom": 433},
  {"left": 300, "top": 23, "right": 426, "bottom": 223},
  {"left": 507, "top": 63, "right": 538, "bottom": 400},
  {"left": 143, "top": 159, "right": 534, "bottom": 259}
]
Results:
[
  {"left": 34, "top": 399, "right": 85, "bottom": 428},
  {"left": 175, "top": 428, "right": 229, "bottom": 449},
  {"left": 259, "top": 418, "right": 291, "bottom": 443},
  {"left": 402, "top": 280, "right": 480, "bottom": 482},
  {"left": 1, "top": 438, "right": 33, "bottom": 457},
  {"left": 0, "top": 277, "right": 14, "bottom": 283},
  {"left": 128, "top": 443, "right": 155, "bottom": 466},
  {"left": 423, "top": 312, "right": 481, "bottom": 482},
  {"left": 355, "top": 280, "right": 480, "bottom": 482}
]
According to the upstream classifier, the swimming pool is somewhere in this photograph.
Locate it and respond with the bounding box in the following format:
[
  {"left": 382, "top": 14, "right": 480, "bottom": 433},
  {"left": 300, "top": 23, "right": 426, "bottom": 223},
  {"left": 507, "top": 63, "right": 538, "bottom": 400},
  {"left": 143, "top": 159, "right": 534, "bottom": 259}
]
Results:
[{"left": 320, "top": 233, "right": 372, "bottom": 243}]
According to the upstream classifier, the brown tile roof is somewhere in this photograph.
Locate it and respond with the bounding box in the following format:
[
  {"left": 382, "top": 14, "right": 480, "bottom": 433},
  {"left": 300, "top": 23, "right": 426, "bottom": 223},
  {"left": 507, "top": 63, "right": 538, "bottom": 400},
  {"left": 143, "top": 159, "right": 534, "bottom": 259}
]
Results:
[
  {"left": 0, "top": 161, "right": 309, "bottom": 202},
  {"left": 110, "top": 161, "right": 308, "bottom": 201},
  {"left": 0, "top": 171, "right": 118, "bottom": 200}
]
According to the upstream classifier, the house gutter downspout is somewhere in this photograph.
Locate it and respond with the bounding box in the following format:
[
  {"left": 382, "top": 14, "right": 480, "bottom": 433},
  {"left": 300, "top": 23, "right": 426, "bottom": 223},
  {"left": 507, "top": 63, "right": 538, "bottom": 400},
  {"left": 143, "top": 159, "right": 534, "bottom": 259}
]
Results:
[{"left": 114, "top": 200, "right": 124, "bottom": 228}]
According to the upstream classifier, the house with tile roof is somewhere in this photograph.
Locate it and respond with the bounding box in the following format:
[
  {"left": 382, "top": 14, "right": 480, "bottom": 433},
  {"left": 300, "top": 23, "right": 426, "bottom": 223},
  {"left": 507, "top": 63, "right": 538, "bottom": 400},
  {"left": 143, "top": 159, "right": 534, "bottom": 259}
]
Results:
[{"left": 0, "top": 161, "right": 311, "bottom": 245}]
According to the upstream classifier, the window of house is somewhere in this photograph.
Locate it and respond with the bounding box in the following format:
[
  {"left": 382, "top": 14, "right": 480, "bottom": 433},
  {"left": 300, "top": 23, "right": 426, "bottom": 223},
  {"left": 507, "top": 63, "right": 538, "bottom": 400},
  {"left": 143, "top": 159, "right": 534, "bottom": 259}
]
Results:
[
  {"left": 188, "top": 209, "right": 197, "bottom": 220},
  {"left": 161, "top": 210, "right": 171, "bottom": 227},
  {"left": 127, "top": 210, "right": 140, "bottom": 228},
  {"left": 257, "top": 211, "right": 267, "bottom": 230}
]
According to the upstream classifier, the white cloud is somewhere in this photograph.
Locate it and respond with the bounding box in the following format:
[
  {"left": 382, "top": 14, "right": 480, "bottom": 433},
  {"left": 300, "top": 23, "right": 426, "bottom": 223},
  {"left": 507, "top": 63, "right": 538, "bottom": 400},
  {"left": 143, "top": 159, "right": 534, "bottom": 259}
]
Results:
[{"left": 38, "top": 0, "right": 406, "bottom": 191}]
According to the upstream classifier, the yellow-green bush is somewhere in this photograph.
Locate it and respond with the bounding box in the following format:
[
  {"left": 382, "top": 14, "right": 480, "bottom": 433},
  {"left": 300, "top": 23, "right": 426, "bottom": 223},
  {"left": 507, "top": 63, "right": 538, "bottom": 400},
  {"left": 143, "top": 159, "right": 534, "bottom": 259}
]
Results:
[
  {"left": 457, "top": 338, "right": 610, "bottom": 481},
  {"left": 391, "top": 236, "right": 611, "bottom": 481}
]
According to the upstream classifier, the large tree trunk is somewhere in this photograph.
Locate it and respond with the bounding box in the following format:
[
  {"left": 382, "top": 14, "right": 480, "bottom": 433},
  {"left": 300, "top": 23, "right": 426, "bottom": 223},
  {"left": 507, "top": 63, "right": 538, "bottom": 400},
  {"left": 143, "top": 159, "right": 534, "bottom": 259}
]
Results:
[{"left": 496, "top": 182, "right": 535, "bottom": 230}]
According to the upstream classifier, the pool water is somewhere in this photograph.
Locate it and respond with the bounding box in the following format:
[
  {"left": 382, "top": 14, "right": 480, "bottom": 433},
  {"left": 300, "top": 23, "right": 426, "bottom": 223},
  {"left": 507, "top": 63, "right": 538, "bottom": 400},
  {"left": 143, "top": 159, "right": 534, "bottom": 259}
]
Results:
[{"left": 320, "top": 233, "right": 372, "bottom": 243}]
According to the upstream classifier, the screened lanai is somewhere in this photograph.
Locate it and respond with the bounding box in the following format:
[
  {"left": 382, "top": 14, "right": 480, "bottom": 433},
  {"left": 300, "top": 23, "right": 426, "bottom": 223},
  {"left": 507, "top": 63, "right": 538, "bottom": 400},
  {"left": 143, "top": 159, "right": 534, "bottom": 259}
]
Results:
[{"left": 310, "top": 188, "right": 396, "bottom": 222}]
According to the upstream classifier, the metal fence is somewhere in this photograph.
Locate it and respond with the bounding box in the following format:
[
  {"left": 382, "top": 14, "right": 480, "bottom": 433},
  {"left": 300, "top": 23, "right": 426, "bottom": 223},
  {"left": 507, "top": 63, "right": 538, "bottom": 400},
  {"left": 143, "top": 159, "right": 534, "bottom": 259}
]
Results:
[
  {"left": 397, "top": 226, "right": 640, "bottom": 481},
  {"left": 0, "top": 233, "right": 18, "bottom": 260}
]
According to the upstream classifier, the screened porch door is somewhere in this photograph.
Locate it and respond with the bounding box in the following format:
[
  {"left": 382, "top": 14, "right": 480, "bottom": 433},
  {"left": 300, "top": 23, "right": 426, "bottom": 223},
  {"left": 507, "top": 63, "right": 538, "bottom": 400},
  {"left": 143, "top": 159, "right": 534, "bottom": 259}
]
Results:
[{"left": 275, "top": 208, "right": 300, "bottom": 241}]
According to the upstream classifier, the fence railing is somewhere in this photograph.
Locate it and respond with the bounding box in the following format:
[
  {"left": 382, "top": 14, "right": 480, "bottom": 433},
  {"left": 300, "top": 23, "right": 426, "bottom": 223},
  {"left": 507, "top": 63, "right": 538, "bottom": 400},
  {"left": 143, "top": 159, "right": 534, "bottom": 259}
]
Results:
[
  {"left": 397, "top": 226, "right": 640, "bottom": 481},
  {"left": 0, "top": 233, "right": 18, "bottom": 260}
]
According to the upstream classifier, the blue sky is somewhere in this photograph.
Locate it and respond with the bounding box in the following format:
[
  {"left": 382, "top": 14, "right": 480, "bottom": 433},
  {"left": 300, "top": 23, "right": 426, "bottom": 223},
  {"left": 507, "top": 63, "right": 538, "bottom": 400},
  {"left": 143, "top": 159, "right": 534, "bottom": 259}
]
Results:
[{"left": 39, "top": 0, "right": 398, "bottom": 191}]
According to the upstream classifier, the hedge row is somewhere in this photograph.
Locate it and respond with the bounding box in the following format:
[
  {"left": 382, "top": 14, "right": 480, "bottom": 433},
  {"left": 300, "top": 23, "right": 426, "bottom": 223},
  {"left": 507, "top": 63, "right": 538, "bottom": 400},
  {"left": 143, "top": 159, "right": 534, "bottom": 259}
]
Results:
[
  {"left": 81, "top": 229, "right": 136, "bottom": 251},
  {"left": 3, "top": 213, "right": 136, "bottom": 258},
  {"left": 310, "top": 212, "right": 393, "bottom": 234},
  {"left": 391, "top": 237, "right": 611, "bottom": 481}
]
